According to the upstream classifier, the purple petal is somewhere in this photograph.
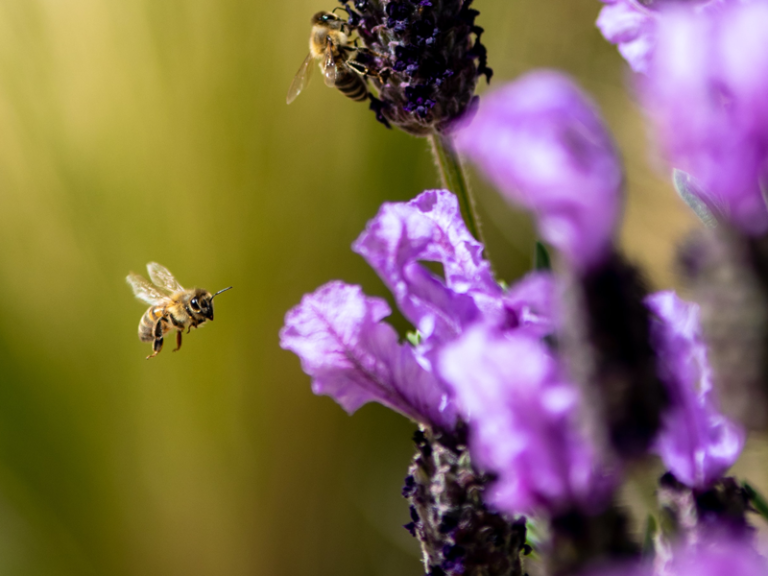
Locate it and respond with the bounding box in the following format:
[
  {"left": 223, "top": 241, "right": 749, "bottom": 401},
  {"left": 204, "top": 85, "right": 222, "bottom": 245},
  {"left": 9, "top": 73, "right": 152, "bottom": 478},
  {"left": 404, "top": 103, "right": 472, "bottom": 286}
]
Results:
[
  {"left": 456, "top": 71, "right": 623, "bottom": 271},
  {"left": 438, "top": 325, "right": 613, "bottom": 515},
  {"left": 501, "top": 271, "right": 558, "bottom": 338},
  {"left": 642, "top": 1, "right": 768, "bottom": 235},
  {"left": 280, "top": 281, "right": 456, "bottom": 429},
  {"left": 647, "top": 291, "right": 745, "bottom": 488},
  {"left": 596, "top": 0, "right": 657, "bottom": 73},
  {"left": 353, "top": 189, "right": 502, "bottom": 345}
]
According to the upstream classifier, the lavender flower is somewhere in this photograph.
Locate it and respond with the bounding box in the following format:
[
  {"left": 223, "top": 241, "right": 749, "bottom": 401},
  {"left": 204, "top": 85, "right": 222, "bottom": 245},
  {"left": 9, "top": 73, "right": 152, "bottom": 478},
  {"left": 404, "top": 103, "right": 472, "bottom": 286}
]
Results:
[
  {"left": 641, "top": 0, "right": 768, "bottom": 235},
  {"left": 280, "top": 281, "right": 456, "bottom": 429},
  {"left": 596, "top": 0, "right": 726, "bottom": 75},
  {"left": 438, "top": 326, "right": 612, "bottom": 516},
  {"left": 281, "top": 190, "right": 558, "bottom": 575},
  {"left": 455, "top": 71, "right": 623, "bottom": 272},
  {"left": 338, "top": 0, "right": 491, "bottom": 134},
  {"left": 647, "top": 291, "right": 745, "bottom": 489}
]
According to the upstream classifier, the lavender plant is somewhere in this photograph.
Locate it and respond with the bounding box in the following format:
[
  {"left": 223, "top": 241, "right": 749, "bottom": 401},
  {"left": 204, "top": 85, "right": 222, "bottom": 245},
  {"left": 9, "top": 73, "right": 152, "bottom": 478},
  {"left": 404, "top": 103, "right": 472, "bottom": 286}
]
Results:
[{"left": 282, "top": 1, "right": 768, "bottom": 574}]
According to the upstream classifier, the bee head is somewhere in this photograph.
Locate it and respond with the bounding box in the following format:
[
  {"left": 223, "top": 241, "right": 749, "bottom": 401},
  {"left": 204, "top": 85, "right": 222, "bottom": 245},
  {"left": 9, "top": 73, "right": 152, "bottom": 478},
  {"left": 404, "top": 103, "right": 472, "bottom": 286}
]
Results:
[
  {"left": 312, "top": 11, "right": 342, "bottom": 28},
  {"left": 189, "top": 286, "right": 232, "bottom": 322},
  {"left": 187, "top": 288, "right": 214, "bottom": 321}
]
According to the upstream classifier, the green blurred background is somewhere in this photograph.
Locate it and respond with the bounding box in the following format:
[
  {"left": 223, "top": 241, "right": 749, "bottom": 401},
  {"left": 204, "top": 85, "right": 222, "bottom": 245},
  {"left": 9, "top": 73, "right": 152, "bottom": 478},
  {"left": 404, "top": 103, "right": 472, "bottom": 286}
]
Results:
[{"left": 0, "top": 0, "right": 763, "bottom": 574}]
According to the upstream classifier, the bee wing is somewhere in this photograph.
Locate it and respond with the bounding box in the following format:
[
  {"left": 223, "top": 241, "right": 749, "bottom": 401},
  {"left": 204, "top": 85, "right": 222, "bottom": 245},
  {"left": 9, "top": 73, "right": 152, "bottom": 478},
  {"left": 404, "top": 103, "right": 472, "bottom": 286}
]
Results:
[
  {"left": 147, "top": 262, "right": 185, "bottom": 293},
  {"left": 322, "top": 41, "right": 339, "bottom": 87},
  {"left": 286, "top": 53, "right": 315, "bottom": 105},
  {"left": 127, "top": 273, "right": 166, "bottom": 305}
]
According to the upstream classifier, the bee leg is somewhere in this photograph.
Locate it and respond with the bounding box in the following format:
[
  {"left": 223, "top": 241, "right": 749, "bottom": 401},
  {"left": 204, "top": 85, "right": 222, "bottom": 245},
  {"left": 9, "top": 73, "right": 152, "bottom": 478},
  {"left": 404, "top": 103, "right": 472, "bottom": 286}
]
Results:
[
  {"left": 347, "top": 60, "right": 387, "bottom": 83},
  {"left": 173, "top": 331, "right": 183, "bottom": 352},
  {"left": 153, "top": 317, "right": 165, "bottom": 339},
  {"left": 355, "top": 46, "right": 385, "bottom": 59},
  {"left": 146, "top": 337, "right": 163, "bottom": 359},
  {"left": 347, "top": 60, "right": 369, "bottom": 76}
]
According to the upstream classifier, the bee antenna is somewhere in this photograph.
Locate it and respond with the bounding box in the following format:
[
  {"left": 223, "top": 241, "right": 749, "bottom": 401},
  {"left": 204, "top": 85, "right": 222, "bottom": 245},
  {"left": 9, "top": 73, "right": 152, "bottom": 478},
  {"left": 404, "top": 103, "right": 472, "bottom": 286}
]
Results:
[
  {"left": 333, "top": 6, "right": 349, "bottom": 15},
  {"left": 212, "top": 286, "right": 233, "bottom": 298}
]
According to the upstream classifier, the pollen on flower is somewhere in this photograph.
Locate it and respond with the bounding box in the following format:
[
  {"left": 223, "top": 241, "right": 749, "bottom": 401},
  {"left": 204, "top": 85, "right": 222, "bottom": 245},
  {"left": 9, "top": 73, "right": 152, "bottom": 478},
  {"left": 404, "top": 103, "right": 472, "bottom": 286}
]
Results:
[{"left": 338, "top": 0, "right": 492, "bottom": 135}]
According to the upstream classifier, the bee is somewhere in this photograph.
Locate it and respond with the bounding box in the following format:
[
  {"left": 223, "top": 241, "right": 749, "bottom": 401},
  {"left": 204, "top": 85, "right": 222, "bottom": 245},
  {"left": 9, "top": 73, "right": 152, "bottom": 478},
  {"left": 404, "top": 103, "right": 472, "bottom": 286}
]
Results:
[
  {"left": 286, "top": 10, "right": 375, "bottom": 104},
  {"left": 126, "top": 262, "right": 232, "bottom": 359}
]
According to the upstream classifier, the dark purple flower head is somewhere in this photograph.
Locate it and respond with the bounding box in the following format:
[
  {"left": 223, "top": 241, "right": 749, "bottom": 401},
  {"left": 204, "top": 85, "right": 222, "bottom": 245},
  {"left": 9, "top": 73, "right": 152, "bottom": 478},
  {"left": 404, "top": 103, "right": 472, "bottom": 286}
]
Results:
[
  {"left": 438, "top": 326, "right": 614, "bottom": 516},
  {"left": 642, "top": 0, "right": 768, "bottom": 235},
  {"left": 456, "top": 71, "right": 624, "bottom": 272},
  {"left": 280, "top": 281, "right": 456, "bottom": 429},
  {"left": 338, "top": 0, "right": 491, "bottom": 134},
  {"left": 646, "top": 291, "right": 745, "bottom": 488},
  {"left": 596, "top": 0, "right": 725, "bottom": 74}
]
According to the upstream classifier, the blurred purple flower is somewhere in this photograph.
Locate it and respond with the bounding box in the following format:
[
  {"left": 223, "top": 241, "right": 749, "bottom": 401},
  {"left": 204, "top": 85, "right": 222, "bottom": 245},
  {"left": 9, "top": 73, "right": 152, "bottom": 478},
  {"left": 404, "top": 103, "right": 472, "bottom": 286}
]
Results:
[
  {"left": 647, "top": 291, "right": 745, "bottom": 488},
  {"left": 582, "top": 536, "right": 766, "bottom": 576},
  {"left": 280, "top": 281, "right": 456, "bottom": 429},
  {"left": 666, "top": 536, "right": 768, "bottom": 576},
  {"left": 438, "top": 326, "right": 613, "bottom": 515},
  {"left": 642, "top": 0, "right": 768, "bottom": 235},
  {"left": 596, "top": 0, "right": 726, "bottom": 74},
  {"left": 456, "top": 71, "right": 623, "bottom": 272}
]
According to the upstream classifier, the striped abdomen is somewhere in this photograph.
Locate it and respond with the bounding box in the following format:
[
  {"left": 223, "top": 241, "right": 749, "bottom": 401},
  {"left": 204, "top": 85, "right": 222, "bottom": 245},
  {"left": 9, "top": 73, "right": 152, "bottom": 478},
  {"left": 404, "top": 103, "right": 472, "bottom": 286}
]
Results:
[
  {"left": 335, "top": 68, "right": 368, "bottom": 102},
  {"left": 138, "top": 305, "right": 172, "bottom": 342}
]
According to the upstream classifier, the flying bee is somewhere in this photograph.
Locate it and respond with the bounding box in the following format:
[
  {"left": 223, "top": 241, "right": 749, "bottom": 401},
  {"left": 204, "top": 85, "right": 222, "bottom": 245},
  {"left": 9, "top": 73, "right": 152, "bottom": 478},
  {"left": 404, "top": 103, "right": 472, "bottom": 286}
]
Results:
[
  {"left": 126, "top": 262, "right": 232, "bottom": 359},
  {"left": 286, "top": 10, "right": 379, "bottom": 104}
]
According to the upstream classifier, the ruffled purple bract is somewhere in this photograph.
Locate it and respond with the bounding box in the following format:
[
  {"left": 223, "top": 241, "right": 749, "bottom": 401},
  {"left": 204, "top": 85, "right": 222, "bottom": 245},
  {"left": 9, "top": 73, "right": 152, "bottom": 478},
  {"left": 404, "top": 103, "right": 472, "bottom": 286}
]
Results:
[
  {"left": 353, "top": 189, "right": 508, "bottom": 347},
  {"left": 456, "top": 71, "right": 623, "bottom": 271},
  {"left": 280, "top": 281, "right": 456, "bottom": 429},
  {"left": 438, "top": 326, "right": 612, "bottom": 515},
  {"left": 646, "top": 291, "right": 744, "bottom": 488}
]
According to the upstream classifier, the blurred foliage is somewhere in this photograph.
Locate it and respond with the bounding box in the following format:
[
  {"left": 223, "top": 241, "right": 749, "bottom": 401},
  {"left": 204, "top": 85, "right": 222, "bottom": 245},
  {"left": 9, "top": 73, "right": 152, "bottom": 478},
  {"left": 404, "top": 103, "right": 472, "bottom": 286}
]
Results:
[{"left": 0, "top": 0, "right": 748, "bottom": 575}]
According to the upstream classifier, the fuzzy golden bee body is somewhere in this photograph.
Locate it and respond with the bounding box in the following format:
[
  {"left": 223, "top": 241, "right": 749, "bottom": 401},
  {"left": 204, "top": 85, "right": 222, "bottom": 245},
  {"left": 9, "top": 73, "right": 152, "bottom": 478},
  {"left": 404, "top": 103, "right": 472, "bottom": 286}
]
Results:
[
  {"left": 127, "top": 263, "right": 232, "bottom": 359},
  {"left": 286, "top": 11, "right": 372, "bottom": 104}
]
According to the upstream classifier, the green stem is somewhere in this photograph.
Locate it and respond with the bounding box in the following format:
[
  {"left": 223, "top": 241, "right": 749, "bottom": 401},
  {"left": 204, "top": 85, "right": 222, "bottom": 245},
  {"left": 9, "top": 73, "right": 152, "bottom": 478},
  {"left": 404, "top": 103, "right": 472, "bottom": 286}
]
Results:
[
  {"left": 743, "top": 481, "right": 768, "bottom": 523},
  {"left": 429, "top": 133, "right": 483, "bottom": 243}
]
